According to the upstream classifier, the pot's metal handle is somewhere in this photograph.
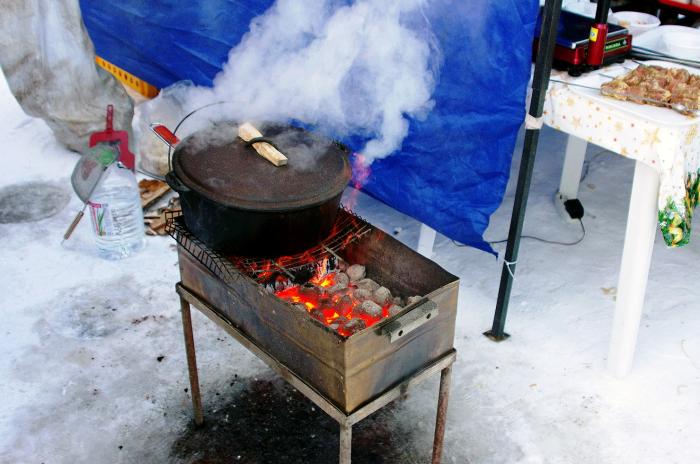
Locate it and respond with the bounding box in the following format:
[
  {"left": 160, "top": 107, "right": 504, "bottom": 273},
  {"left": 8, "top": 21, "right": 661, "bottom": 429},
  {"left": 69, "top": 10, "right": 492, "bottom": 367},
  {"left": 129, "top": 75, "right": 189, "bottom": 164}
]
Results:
[
  {"left": 382, "top": 298, "right": 438, "bottom": 343},
  {"left": 165, "top": 171, "right": 190, "bottom": 194},
  {"left": 150, "top": 123, "right": 180, "bottom": 149}
]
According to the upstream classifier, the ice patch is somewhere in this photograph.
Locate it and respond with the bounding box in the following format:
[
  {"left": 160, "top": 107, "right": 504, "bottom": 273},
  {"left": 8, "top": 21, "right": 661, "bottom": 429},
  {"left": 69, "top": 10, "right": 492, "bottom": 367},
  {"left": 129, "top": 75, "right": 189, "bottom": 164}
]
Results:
[{"left": 0, "top": 181, "right": 70, "bottom": 223}]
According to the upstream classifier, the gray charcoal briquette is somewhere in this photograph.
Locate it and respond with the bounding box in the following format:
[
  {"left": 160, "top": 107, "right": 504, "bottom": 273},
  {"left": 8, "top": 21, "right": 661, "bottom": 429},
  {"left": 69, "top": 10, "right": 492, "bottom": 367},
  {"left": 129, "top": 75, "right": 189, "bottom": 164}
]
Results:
[
  {"left": 335, "top": 272, "right": 350, "bottom": 286},
  {"left": 356, "top": 278, "right": 380, "bottom": 292},
  {"left": 346, "top": 264, "right": 366, "bottom": 282},
  {"left": 353, "top": 288, "right": 372, "bottom": 300},
  {"left": 359, "top": 300, "right": 382, "bottom": 318},
  {"left": 372, "top": 286, "right": 392, "bottom": 306},
  {"left": 343, "top": 318, "right": 366, "bottom": 335},
  {"left": 407, "top": 295, "right": 423, "bottom": 306}
]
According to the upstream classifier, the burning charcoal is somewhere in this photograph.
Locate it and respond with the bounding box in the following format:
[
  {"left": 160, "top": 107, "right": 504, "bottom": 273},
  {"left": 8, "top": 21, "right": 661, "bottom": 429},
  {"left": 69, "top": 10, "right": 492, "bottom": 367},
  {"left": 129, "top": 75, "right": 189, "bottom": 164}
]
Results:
[
  {"left": 346, "top": 264, "right": 366, "bottom": 282},
  {"left": 318, "top": 296, "right": 333, "bottom": 309},
  {"left": 372, "top": 286, "right": 392, "bottom": 306},
  {"left": 335, "top": 272, "right": 350, "bottom": 287},
  {"left": 328, "top": 283, "right": 347, "bottom": 294},
  {"left": 388, "top": 304, "right": 403, "bottom": 317},
  {"left": 355, "top": 278, "right": 380, "bottom": 292},
  {"left": 358, "top": 300, "right": 383, "bottom": 318},
  {"left": 310, "top": 309, "right": 325, "bottom": 321},
  {"left": 337, "top": 295, "right": 354, "bottom": 314},
  {"left": 407, "top": 295, "right": 423, "bottom": 306},
  {"left": 299, "top": 284, "right": 321, "bottom": 299},
  {"left": 342, "top": 318, "right": 366, "bottom": 335},
  {"left": 328, "top": 274, "right": 349, "bottom": 293},
  {"left": 329, "top": 316, "right": 348, "bottom": 331},
  {"left": 353, "top": 288, "right": 372, "bottom": 301},
  {"left": 393, "top": 296, "right": 404, "bottom": 307}
]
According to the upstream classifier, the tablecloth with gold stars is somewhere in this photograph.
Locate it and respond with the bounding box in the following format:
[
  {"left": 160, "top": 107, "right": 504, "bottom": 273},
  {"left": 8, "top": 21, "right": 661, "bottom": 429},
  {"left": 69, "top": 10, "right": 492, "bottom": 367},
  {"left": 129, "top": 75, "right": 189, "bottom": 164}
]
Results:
[{"left": 543, "top": 74, "right": 700, "bottom": 247}]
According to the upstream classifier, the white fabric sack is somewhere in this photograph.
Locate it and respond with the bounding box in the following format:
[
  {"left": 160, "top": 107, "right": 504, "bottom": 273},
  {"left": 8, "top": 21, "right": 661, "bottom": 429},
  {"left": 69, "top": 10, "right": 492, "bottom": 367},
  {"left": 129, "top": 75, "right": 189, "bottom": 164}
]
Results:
[{"left": 0, "top": 0, "right": 133, "bottom": 152}]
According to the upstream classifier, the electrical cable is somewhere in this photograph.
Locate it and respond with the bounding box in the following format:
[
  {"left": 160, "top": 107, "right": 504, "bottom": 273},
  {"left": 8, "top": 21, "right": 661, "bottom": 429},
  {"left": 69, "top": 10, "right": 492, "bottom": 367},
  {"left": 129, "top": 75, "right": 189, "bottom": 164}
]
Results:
[
  {"left": 452, "top": 217, "right": 586, "bottom": 248},
  {"left": 486, "top": 218, "right": 585, "bottom": 246},
  {"left": 459, "top": 147, "right": 608, "bottom": 249}
]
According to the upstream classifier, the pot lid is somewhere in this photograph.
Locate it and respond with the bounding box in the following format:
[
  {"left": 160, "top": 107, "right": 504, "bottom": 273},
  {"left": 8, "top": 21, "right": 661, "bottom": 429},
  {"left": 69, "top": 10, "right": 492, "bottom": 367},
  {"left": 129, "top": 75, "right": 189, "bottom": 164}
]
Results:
[{"left": 172, "top": 122, "right": 351, "bottom": 211}]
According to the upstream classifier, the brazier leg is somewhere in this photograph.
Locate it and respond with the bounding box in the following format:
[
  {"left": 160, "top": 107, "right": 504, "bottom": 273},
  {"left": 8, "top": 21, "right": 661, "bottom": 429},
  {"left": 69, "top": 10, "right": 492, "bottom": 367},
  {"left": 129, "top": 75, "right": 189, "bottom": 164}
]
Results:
[
  {"left": 339, "top": 422, "right": 352, "bottom": 464},
  {"left": 431, "top": 366, "right": 452, "bottom": 464},
  {"left": 180, "top": 295, "right": 204, "bottom": 426}
]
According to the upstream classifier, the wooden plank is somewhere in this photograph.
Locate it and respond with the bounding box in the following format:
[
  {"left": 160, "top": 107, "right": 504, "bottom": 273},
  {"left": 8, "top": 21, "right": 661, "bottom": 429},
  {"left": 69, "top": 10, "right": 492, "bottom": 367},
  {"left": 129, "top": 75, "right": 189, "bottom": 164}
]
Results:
[
  {"left": 238, "top": 122, "right": 288, "bottom": 167},
  {"left": 139, "top": 179, "right": 170, "bottom": 209}
]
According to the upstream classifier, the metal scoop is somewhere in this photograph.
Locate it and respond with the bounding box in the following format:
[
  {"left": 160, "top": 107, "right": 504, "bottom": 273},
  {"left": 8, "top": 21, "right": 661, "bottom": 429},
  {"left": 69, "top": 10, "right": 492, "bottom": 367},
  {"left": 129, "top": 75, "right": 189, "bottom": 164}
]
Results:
[{"left": 62, "top": 144, "right": 119, "bottom": 242}]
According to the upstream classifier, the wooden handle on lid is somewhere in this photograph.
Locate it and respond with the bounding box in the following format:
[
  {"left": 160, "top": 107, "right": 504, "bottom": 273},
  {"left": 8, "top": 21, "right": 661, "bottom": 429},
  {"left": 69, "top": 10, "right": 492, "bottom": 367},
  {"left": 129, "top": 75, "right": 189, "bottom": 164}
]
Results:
[{"left": 238, "top": 122, "right": 288, "bottom": 167}]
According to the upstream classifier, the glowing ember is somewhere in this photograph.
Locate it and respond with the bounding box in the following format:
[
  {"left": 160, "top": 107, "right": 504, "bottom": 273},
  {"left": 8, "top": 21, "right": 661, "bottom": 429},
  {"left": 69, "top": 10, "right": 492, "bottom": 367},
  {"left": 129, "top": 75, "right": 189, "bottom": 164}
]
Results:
[{"left": 274, "top": 266, "right": 411, "bottom": 338}]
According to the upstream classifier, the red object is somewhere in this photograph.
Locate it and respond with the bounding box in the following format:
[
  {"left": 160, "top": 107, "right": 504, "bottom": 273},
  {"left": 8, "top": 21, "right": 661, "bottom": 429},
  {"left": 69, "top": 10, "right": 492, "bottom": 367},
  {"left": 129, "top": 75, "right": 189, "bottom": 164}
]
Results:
[
  {"left": 586, "top": 22, "right": 609, "bottom": 67},
  {"left": 659, "top": 0, "right": 700, "bottom": 13},
  {"left": 532, "top": 32, "right": 632, "bottom": 66},
  {"left": 88, "top": 105, "right": 135, "bottom": 171},
  {"left": 150, "top": 123, "right": 180, "bottom": 148}
]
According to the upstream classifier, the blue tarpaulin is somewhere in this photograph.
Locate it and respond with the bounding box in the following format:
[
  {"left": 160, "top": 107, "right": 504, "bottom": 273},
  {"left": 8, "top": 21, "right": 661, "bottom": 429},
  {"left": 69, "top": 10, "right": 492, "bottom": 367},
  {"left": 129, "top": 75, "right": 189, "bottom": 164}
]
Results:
[{"left": 80, "top": 0, "right": 539, "bottom": 253}]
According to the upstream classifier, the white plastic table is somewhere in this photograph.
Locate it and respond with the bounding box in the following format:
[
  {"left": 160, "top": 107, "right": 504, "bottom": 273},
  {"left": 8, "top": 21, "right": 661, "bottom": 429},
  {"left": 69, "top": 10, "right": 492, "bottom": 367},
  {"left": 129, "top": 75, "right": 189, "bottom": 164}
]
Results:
[{"left": 544, "top": 62, "right": 700, "bottom": 377}]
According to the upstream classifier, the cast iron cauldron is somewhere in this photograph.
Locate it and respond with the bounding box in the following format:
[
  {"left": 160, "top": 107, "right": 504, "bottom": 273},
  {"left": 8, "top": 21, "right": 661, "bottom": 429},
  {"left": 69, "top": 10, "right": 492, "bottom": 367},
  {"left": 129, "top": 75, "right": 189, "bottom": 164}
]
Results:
[{"left": 153, "top": 122, "right": 351, "bottom": 257}]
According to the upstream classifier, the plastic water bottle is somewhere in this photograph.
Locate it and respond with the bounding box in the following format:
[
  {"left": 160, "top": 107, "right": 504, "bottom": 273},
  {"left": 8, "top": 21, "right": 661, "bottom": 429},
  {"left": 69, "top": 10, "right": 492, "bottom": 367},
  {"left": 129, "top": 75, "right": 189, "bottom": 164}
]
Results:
[{"left": 88, "top": 162, "right": 145, "bottom": 260}]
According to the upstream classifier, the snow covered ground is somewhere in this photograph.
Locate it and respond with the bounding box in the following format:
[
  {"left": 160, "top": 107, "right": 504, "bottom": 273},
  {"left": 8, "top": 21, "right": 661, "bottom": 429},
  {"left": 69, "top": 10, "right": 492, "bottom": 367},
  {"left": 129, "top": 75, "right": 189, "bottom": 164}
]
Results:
[{"left": 1, "top": 67, "right": 699, "bottom": 464}]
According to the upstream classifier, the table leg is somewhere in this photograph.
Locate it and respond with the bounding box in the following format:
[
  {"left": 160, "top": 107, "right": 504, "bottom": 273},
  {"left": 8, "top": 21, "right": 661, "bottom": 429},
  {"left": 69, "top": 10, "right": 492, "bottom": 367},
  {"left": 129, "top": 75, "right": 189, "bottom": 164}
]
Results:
[
  {"left": 339, "top": 422, "right": 352, "bottom": 464},
  {"left": 180, "top": 295, "right": 204, "bottom": 425},
  {"left": 417, "top": 223, "right": 437, "bottom": 258},
  {"left": 555, "top": 135, "right": 588, "bottom": 222},
  {"left": 607, "top": 161, "right": 659, "bottom": 378},
  {"left": 431, "top": 366, "right": 452, "bottom": 464},
  {"left": 558, "top": 135, "right": 588, "bottom": 199}
]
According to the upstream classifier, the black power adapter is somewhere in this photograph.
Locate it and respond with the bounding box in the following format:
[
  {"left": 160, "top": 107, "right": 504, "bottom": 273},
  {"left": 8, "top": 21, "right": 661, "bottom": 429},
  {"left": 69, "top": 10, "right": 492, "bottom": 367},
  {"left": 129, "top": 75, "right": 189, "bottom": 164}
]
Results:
[{"left": 563, "top": 198, "right": 584, "bottom": 220}]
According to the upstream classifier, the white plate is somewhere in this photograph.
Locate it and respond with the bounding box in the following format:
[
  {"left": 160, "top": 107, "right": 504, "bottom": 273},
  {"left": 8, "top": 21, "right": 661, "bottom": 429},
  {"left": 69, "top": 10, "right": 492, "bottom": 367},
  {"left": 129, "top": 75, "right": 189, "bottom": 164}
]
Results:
[
  {"left": 633, "top": 25, "right": 700, "bottom": 57},
  {"left": 558, "top": 60, "right": 700, "bottom": 127},
  {"left": 609, "top": 11, "right": 660, "bottom": 36}
]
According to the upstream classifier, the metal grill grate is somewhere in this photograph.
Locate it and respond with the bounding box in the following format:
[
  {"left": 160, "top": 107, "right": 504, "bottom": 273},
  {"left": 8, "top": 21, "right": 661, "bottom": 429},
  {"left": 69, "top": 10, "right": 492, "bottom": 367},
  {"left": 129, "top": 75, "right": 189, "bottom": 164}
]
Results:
[
  {"left": 165, "top": 207, "right": 372, "bottom": 286},
  {"left": 165, "top": 210, "right": 242, "bottom": 286}
]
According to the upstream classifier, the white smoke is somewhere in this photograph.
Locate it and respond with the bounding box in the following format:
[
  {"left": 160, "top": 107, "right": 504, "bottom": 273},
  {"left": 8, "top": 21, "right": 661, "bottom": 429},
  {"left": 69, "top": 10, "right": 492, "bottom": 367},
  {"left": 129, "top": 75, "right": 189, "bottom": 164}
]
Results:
[{"left": 184, "top": 0, "right": 441, "bottom": 163}]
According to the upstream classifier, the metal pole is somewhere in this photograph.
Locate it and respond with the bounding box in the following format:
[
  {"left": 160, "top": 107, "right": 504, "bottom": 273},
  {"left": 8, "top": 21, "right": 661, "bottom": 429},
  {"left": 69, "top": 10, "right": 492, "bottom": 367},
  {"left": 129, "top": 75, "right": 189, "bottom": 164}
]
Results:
[
  {"left": 485, "top": 0, "right": 563, "bottom": 341},
  {"left": 431, "top": 366, "right": 453, "bottom": 464}
]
